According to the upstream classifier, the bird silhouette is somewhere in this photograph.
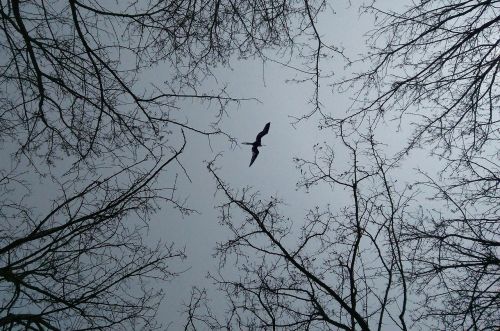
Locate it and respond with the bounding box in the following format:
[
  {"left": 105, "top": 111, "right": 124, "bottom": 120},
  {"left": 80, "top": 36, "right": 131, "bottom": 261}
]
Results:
[{"left": 242, "top": 122, "right": 270, "bottom": 167}]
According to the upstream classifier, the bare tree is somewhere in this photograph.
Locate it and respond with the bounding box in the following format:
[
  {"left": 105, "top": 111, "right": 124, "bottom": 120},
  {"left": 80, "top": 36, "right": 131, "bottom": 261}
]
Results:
[
  {"left": 0, "top": 0, "right": 335, "bottom": 328},
  {"left": 183, "top": 287, "right": 222, "bottom": 330},
  {"left": 193, "top": 138, "right": 413, "bottom": 331},
  {"left": 403, "top": 156, "right": 500, "bottom": 330},
  {"left": 179, "top": 0, "right": 500, "bottom": 328},
  {"left": 0, "top": 138, "right": 189, "bottom": 330},
  {"left": 196, "top": 137, "right": 498, "bottom": 331},
  {"left": 335, "top": 0, "right": 500, "bottom": 158},
  {"left": 0, "top": 0, "right": 332, "bottom": 165},
  {"left": 178, "top": 1, "right": 500, "bottom": 329},
  {"left": 329, "top": 2, "right": 500, "bottom": 329}
]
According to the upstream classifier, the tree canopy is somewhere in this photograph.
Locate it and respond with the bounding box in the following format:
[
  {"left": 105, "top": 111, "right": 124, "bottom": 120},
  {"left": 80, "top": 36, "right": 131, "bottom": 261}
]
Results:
[{"left": 1, "top": 0, "right": 498, "bottom": 330}]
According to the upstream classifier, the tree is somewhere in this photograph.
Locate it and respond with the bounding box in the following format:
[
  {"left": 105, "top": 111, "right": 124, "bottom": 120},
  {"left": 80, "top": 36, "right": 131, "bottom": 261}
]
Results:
[
  {"left": 332, "top": 1, "right": 500, "bottom": 329},
  {"left": 0, "top": 0, "right": 331, "bottom": 165},
  {"left": 0, "top": 144, "right": 188, "bottom": 330},
  {"left": 402, "top": 158, "right": 500, "bottom": 330},
  {"left": 194, "top": 139, "right": 412, "bottom": 331},
  {"left": 194, "top": 138, "right": 498, "bottom": 331},
  {"left": 336, "top": 0, "right": 500, "bottom": 158},
  {"left": 0, "top": 0, "right": 332, "bottom": 328},
  {"left": 186, "top": 1, "right": 500, "bottom": 330}
]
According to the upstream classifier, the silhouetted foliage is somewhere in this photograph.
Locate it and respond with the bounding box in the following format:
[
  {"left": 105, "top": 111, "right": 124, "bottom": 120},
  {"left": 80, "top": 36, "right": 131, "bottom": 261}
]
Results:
[{"left": 197, "top": 139, "right": 498, "bottom": 330}]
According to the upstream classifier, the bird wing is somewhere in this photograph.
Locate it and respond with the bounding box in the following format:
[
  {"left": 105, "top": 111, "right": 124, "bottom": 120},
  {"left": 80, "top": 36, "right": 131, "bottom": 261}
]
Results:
[
  {"left": 249, "top": 146, "right": 259, "bottom": 167},
  {"left": 255, "top": 122, "right": 270, "bottom": 145}
]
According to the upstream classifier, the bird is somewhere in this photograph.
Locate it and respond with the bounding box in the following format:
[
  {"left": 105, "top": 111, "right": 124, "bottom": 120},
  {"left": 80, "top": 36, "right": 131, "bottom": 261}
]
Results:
[{"left": 242, "top": 122, "right": 270, "bottom": 167}]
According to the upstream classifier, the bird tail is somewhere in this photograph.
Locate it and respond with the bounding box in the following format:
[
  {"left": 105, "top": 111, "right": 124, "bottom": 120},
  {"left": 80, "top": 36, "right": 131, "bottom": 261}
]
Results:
[{"left": 241, "top": 142, "right": 253, "bottom": 145}]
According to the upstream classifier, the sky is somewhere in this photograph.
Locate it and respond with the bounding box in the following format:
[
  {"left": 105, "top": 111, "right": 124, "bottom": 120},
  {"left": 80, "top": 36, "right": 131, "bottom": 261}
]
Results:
[
  {"left": 151, "top": 55, "right": 341, "bottom": 329},
  {"left": 145, "top": 1, "right": 420, "bottom": 327},
  {"left": 0, "top": 0, "right": 447, "bottom": 329}
]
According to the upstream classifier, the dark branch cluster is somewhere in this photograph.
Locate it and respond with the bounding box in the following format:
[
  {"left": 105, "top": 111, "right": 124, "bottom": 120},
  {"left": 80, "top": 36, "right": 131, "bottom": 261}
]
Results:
[
  {"left": 200, "top": 127, "right": 498, "bottom": 330},
  {"left": 326, "top": 3, "right": 500, "bottom": 328},
  {"left": 176, "top": 1, "right": 500, "bottom": 329},
  {"left": 403, "top": 157, "right": 499, "bottom": 329},
  {"left": 198, "top": 140, "right": 415, "bottom": 330},
  {"left": 0, "top": 0, "right": 338, "bottom": 329},
  {"left": 334, "top": 0, "right": 500, "bottom": 158},
  {"left": 0, "top": 141, "right": 188, "bottom": 330},
  {"left": 0, "top": 0, "right": 330, "bottom": 165}
]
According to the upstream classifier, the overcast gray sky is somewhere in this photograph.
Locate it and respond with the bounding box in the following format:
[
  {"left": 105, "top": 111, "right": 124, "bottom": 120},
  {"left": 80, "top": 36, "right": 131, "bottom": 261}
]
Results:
[
  {"left": 143, "top": 1, "right": 427, "bottom": 327},
  {"left": 0, "top": 0, "right": 448, "bottom": 328}
]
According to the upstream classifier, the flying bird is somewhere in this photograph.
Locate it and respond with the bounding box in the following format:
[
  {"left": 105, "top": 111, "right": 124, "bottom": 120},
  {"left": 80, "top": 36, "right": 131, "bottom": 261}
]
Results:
[{"left": 243, "top": 122, "right": 270, "bottom": 167}]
